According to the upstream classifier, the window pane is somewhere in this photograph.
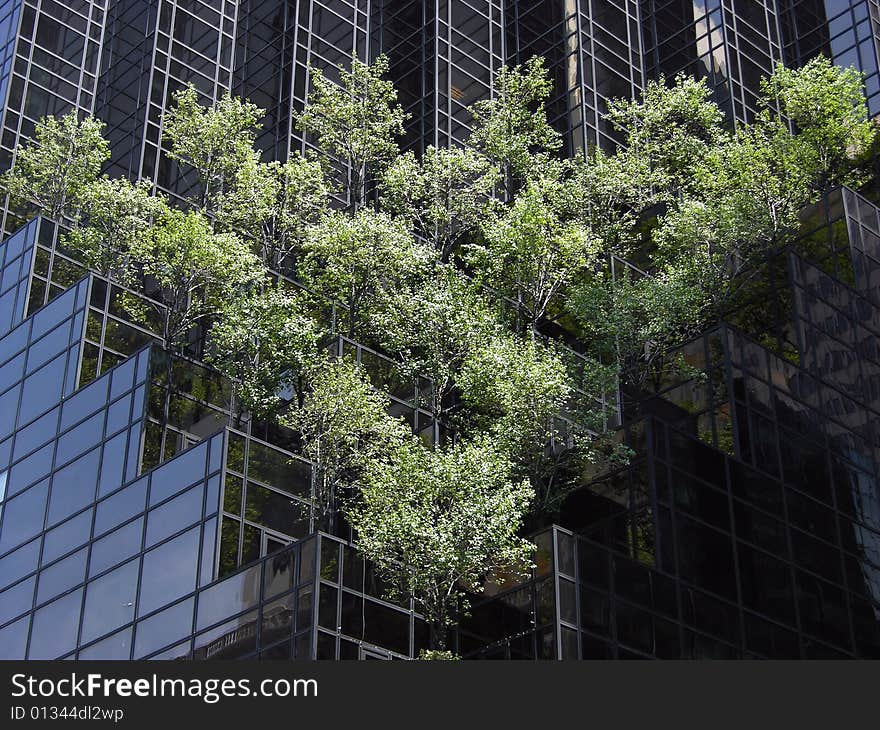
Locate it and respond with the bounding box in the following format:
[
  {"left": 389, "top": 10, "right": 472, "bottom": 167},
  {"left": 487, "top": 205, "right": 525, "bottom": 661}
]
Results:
[
  {"left": 48, "top": 446, "right": 100, "bottom": 525},
  {"left": 81, "top": 558, "right": 138, "bottom": 644},
  {"left": 0, "top": 479, "right": 48, "bottom": 552},
  {"left": 139, "top": 527, "right": 200, "bottom": 615},
  {"left": 145, "top": 483, "right": 203, "bottom": 547},
  {"left": 133, "top": 597, "right": 194, "bottom": 658},
  {"left": 28, "top": 587, "right": 83, "bottom": 659},
  {"left": 36, "top": 547, "right": 86, "bottom": 604}
]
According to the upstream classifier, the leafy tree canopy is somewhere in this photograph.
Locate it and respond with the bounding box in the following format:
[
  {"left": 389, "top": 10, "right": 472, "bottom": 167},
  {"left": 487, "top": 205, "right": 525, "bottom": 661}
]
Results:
[
  {"left": 298, "top": 209, "right": 430, "bottom": 339},
  {"left": 208, "top": 284, "right": 325, "bottom": 418},
  {"left": 163, "top": 86, "right": 265, "bottom": 210},
  {"left": 349, "top": 435, "right": 534, "bottom": 651},
  {"left": 3, "top": 110, "right": 109, "bottom": 221},
  {"left": 761, "top": 55, "right": 876, "bottom": 190},
  {"left": 295, "top": 55, "right": 407, "bottom": 209},
  {"left": 5, "top": 52, "right": 877, "bottom": 651},
  {"left": 382, "top": 145, "right": 498, "bottom": 262},
  {"left": 130, "top": 207, "right": 263, "bottom": 349},
  {"left": 606, "top": 73, "right": 727, "bottom": 197},
  {"left": 469, "top": 55, "right": 561, "bottom": 192}
]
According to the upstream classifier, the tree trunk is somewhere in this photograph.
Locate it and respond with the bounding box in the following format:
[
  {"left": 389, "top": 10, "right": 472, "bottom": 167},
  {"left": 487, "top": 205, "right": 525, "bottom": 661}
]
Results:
[
  {"left": 160, "top": 310, "right": 174, "bottom": 463},
  {"left": 430, "top": 620, "right": 448, "bottom": 652}
]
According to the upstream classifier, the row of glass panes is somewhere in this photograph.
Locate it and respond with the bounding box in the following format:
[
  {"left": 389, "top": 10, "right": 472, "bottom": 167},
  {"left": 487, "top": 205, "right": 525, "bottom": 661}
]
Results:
[{"left": 0, "top": 429, "right": 224, "bottom": 659}]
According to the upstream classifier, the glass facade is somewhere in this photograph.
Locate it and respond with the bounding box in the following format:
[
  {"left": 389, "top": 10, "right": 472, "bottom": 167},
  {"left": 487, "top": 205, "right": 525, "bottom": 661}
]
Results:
[
  {"left": 508, "top": 0, "right": 643, "bottom": 152},
  {"left": 0, "top": 0, "right": 877, "bottom": 661},
  {"left": 642, "top": 0, "right": 784, "bottom": 122},
  {"left": 779, "top": 0, "right": 880, "bottom": 116},
  {"left": 460, "top": 186, "right": 880, "bottom": 659}
]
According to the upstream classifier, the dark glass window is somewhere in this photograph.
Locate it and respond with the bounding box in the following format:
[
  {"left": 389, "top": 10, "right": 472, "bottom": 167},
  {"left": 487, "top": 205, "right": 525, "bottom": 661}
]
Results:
[
  {"left": 149, "top": 442, "right": 207, "bottom": 505},
  {"left": 0, "top": 575, "right": 35, "bottom": 627},
  {"left": 35, "top": 546, "right": 86, "bottom": 604},
  {"left": 196, "top": 561, "right": 261, "bottom": 631},
  {"left": 55, "top": 410, "right": 102, "bottom": 465},
  {"left": 93, "top": 477, "right": 147, "bottom": 536},
  {"left": 244, "top": 482, "right": 311, "bottom": 538},
  {"left": 0, "top": 610, "right": 29, "bottom": 659},
  {"left": 0, "top": 537, "right": 40, "bottom": 589},
  {"left": 676, "top": 515, "right": 736, "bottom": 598},
  {"left": 264, "top": 549, "right": 295, "bottom": 599},
  {"left": 78, "top": 627, "right": 132, "bottom": 659},
  {"left": 98, "top": 431, "right": 128, "bottom": 498},
  {"left": 89, "top": 517, "right": 142, "bottom": 577},
  {"left": 18, "top": 352, "right": 66, "bottom": 425},
  {"left": 738, "top": 543, "right": 796, "bottom": 624}
]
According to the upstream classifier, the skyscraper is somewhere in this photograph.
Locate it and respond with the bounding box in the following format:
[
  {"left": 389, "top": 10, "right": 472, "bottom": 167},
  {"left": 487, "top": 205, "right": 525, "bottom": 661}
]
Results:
[{"left": 0, "top": 0, "right": 878, "bottom": 660}]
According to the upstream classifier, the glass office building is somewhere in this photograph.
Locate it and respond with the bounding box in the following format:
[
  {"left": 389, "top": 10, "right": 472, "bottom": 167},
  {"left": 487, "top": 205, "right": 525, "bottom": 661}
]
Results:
[{"left": 0, "top": 0, "right": 880, "bottom": 660}]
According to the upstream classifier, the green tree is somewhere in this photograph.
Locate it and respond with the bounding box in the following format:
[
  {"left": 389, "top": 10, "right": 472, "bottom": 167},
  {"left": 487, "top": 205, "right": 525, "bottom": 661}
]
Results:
[
  {"left": 163, "top": 86, "right": 265, "bottom": 211},
  {"left": 130, "top": 208, "right": 263, "bottom": 350},
  {"left": 349, "top": 436, "right": 534, "bottom": 651},
  {"left": 287, "top": 358, "right": 408, "bottom": 525},
  {"left": 651, "top": 117, "right": 814, "bottom": 316},
  {"left": 298, "top": 209, "right": 429, "bottom": 339},
  {"left": 457, "top": 333, "right": 579, "bottom": 512},
  {"left": 65, "top": 177, "right": 165, "bottom": 281},
  {"left": 469, "top": 55, "right": 561, "bottom": 195},
  {"left": 569, "top": 266, "right": 707, "bottom": 391},
  {"left": 570, "top": 146, "right": 658, "bottom": 257},
  {"left": 215, "top": 154, "right": 330, "bottom": 271},
  {"left": 208, "top": 285, "right": 325, "bottom": 420},
  {"left": 296, "top": 55, "right": 407, "bottom": 210},
  {"left": 605, "top": 73, "right": 728, "bottom": 197},
  {"left": 471, "top": 168, "right": 600, "bottom": 328},
  {"left": 2, "top": 110, "right": 109, "bottom": 221},
  {"left": 381, "top": 145, "right": 498, "bottom": 262},
  {"left": 373, "top": 266, "right": 497, "bottom": 421},
  {"left": 761, "top": 55, "right": 877, "bottom": 190}
]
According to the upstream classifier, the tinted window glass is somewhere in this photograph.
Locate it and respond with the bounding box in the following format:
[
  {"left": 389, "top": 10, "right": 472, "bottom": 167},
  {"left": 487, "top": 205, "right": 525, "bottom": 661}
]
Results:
[
  {"left": 89, "top": 518, "right": 143, "bottom": 577},
  {"left": 18, "top": 353, "right": 66, "bottom": 425},
  {"left": 0, "top": 615, "right": 29, "bottom": 659},
  {"left": 28, "top": 587, "right": 83, "bottom": 659},
  {"left": 12, "top": 407, "right": 57, "bottom": 461},
  {"left": 145, "top": 484, "right": 203, "bottom": 547},
  {"left": 98, "top": 431, "right": 128, "bottom": 498},
  {"left": 149, "top": 443, "right": 207, "bottom": 505},
  {"left": 0, "top": 537, "right": 40, "bottom": 590},
  {"left": 41, "top": 509, "right": 91, "bottom": 563},
  {"left": 78, "top": 627, "right": 132, "bottom": 659},
  {"left": 36, "top": 546, "right": 87, "bottom": 604},
  {"left": 94, "top": 477, "right": 147, "bottom": 536},
  {"left": 0, "top": 479, "right": 48, "bottom": 552},
  {"left": 139, "top": 527, "right": 200, "bottom": 615},
  {"left": 60, "top": 374, "right": 108, "bottom": 430},
  {"left": 7, "top": 442, "right": 53, "bottom": 496},
  {"left": 196, "top": 561, "right": 261, "bottom": 631},
  {"left": 133, "top": 597, "right": 194, "bottom": 658},
  {"left": 0, "top": 575, "right": 35, "bottom": 626},
  {"left": 245, "top": 483, "right": 311, "bottom": 537},
  {"left": 55, "top": 411, "right": 103, "bottom": 465},
  {"left": 81, "top": 558, "right": 139, "bottom": 644},
  {"left": 48, "top": 446, "right": 100, "bottom": 525}
]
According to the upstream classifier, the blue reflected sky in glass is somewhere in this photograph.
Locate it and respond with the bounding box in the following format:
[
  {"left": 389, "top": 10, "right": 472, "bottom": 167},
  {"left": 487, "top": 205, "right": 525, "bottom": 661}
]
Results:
[
  {"left": 0, "top": 1, "right": 20, "bottom": 129},
  {"left": 0, "top": 217, "right": 36, "bottom": 337},
  {"left": 27, "top": 587, "right": 82, "bottom": 659}
]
